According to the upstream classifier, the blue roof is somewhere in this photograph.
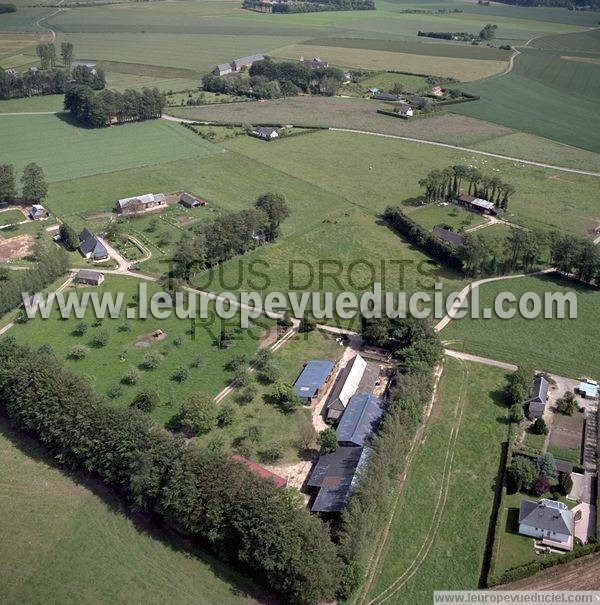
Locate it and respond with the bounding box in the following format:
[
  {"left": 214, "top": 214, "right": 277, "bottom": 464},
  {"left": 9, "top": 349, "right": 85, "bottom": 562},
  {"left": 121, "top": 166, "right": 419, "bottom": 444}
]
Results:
[
  {"left": 308, "top": 446, "right": 369, "bottom": 512},
  {"left": 336, "top": 393, "right": 385, "bottom": 446},
  {"left": 293, "top": 360, "right": 334, "bottom": 399}
]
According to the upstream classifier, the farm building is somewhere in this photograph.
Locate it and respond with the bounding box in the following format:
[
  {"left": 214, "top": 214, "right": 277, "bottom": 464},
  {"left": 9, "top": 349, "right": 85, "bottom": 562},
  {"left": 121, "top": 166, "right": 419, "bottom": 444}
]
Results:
[
  {"left": 336, "top": 393, "right": 385, "bottom": 447},
  {"left": 250, "top": 126, "right": 279, "bottom": 140},
  {"left": 78, "top": 228, "right": 108, "bottom": 261},
  {"left": 518, "top": 498, "right": 574, "bottom": 551},
  {"left": 299, "top": 56, "right": 329, "bottom": 69},
  {"left": 525, "top": 375, "right": 550, "bottom": 420},
  {"left": 326, "top": 354, "right": 367, "bottom": 421},
  {"left": 396, "top": 103, "right": 413, "bottom": 117},
  {"left": 213, "top": 63, "right": 233, "bottom": 76},
  {"left": 115, "top": 193, "right": 166, "bottom": 214},
  {"left": 179, "top": 192, "right": 207, "bottom": 208},
  {"left": 232, "top": 54, "right": 264, "bottom": 71},
  {"left": 372, "top": 91, "right": 399, "bottom": 102},
  {"left": 578, "top": 379, "right": 598, "bottom": 399},
  {"left": 455, "top": 194, "right": 499, "bottom": 216},
  {"left": 29, "top": 204, "right": 47, "bottom": 220},
  {"left": 293, "top": 359, "right": 335, "bottom": 403},
  {"left": 231, "top": 454, "right": 287, "bottom": 488},
  {"left": 431, "top": 227, "right": 464, "bottom": 248},
  {"left": 74, "top": 269, "right": 105, "bottom": 286},
  {"left": 307, "top": 446, "right": 369, "bottom": 513},
  {"left": 430, "top": 86, "right": 444, "bottom": 97}
]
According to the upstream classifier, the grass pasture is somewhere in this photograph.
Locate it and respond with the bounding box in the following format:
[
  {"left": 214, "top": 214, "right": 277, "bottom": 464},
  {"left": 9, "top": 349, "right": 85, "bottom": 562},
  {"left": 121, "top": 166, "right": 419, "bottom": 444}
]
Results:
[
  {"left": 0, "top": 419, "right": 263, "bottom": 605},
  {"left": 362, "top": 357, "right": 509, "bottom": 603},
  {"left": 0, "top": 114, "right": 220, "bottom": 183},
  {"left": 441, "top": 274, "right": 600, "bottom": 378},
  {"left": 405, "top": 202, "right": 487, "bottom": 232}
]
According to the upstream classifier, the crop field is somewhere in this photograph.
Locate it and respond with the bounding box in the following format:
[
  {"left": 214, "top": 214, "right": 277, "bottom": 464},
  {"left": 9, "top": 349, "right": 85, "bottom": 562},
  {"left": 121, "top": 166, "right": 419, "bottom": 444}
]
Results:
[
  {"left": 360, "top": 357, "right": 509, "bottom": 604},
  {"left": 452, "top": 31, "right": 600, "bottom": 152},
  {"left": 0, "top": 114, "right": 220, "bottom": 183},
  {"left": 441, "top": 274, "right": 600, "bottom": 378},
  {"left": 8, "top": 275, "right": 269, "bottom": 425},
  {"left": 0, "top": 419, "right": 263, "bottom": 605},
  {"left": 272, "top": 43, "right": 508, "bottom": 81},
  {"left": 222, "top": 130, "right": 600, "bottom": 236}
]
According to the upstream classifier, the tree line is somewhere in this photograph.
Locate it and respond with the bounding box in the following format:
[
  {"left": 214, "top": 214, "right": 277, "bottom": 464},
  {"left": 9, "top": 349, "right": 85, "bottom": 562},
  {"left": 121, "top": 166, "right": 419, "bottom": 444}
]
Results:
[
  {"left": 172, "top": 192, "right": 290, "bottom": 279},
  {"left": 0, "top": 64, "right": 104, "bottom": 100},
  {"left": 336, "top": 317, "right": 443, "bottom": 597},
  {"left": 0, "top": 246, "right": 69, "bottom": 317},
  {"left": 419, "top": 164, "right": 515, "bottom": 208},
  {"left": 0, "top": 338, "right": 343, "bottom": 604},
  {"left": 492, "top": 0, "right": 599, "bottom": 8},
  {"left": 0, "top": 162, "right": 49, "bottom": 204},
  {"left": 0, "top": 3, "right": 16, "bottom": 13},
  {"left": 64, "top": 85, "right": 166, "bottom": 127},
  {"left": 267, "top": 0, "right": 375, "bottom": 12},
  {"left": 202, "top": 58, "right": 345, "bottom": 99}
]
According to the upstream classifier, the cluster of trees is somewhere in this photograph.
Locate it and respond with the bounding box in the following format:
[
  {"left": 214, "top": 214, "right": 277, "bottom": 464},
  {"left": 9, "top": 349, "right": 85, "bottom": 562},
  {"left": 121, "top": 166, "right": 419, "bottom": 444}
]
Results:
[
  {"left": 173, "top": 192, "right": 289, "bottom": 278},
  {"left": 418, "top": 31, "right": 477, "bottom": 41},
  {"left": 550, "top": 233, "right": 599, "bottom": 285},
  {"left": 479, "top": 23, "right": 498, "bottom": 40},
  {"left": 382, "top": 206, "right": 464, "bottom": 271},
  {"left": 419, "top": 164, "right": 515, "bottom": 209},
  {"left": 492, "top": 0, "right": 599, "bottom": 8},
  {"left": 0, "top": 64, "right": 104, "bottom": 100},
  {"left": 507, "top": 453, "right": 572, "bottom": 499},
  {"left": 0, "top": 340, "right": 344, "bottom": 604},
  {"left": 556, "top": 391, "right": 578, "bottom": 415},
  {"left": 0, "top": 246, "right": 69, "bottom": 317},
  {"left": 268, "top": 0, "right": 374, "bottom": 12},
  {"left": 336, "top": 317, "right": 442, "bottom": 598},
  {"left": 0, "top": 162, "right": 48, "bottom": 203},
  {"left": 202, "top": 58, "right": 345, "bottom": 99},
  {"left": 34, "top": 42, "right": 76, "bottom": 70},
  {"left": 64, "top": 85, "right": 166, "bottom": 127}
]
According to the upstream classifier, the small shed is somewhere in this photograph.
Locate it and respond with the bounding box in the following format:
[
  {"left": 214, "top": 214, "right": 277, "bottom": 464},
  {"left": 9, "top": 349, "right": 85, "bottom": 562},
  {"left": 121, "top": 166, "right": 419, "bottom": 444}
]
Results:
[
  {"left": 179, "top": 192, "right": 207, "bottom": 208},
  {"left": 578, "top": 380, "right": 598, "bottom": 399},
  {"left": 29, "top": 204, "right": 47, "bottom": 220},
  {"left": 74, "top": 269, "right": 104, "bottom": 286}
]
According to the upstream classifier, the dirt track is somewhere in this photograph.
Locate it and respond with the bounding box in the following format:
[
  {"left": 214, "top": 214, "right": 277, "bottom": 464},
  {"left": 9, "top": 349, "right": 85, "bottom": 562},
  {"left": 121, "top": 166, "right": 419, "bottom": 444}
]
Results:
[{"left": 497, "top": 553, "right": 600, "bottom": 590}]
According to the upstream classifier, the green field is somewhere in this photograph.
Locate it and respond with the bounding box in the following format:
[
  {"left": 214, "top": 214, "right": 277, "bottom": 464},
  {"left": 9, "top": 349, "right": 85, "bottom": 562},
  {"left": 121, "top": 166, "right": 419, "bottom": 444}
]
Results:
[
  {"left": 0, "top": 418, "right": 263, "bottom": 605},
  {"left": 452, "top": 31, "right": 600, "bottom": 152},
  {"left": 361, "top": 356, "right": 509, "bottom": 603},
  {"left": 406, "top": 202, "right": 487, "bottom": 232},
  {"left": 441, "top": 274, "right": 600, "bottom": 378},
  {"left": 0, "top": 115, "right": 220, "bottom": 183},
  {"left": 8, "top": 275, "right": 268, "bottom": 425}
]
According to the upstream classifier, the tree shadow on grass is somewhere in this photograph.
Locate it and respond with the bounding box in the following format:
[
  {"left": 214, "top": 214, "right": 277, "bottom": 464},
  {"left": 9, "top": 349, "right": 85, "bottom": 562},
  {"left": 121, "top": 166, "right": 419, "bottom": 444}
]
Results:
[{"left": 0, "top": 416, "right": 278, "bottom": 605}]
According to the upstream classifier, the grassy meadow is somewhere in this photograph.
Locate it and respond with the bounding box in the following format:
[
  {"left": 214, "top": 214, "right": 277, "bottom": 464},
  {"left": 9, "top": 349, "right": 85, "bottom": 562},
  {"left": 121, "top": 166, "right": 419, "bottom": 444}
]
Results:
[
  {"left": 361, "top": 356, "right": 509, "bottom": 604},
  {"left": 0, "top": 418, "right": 264, "bottom": 605},
  {"left": 441, "top": 274, "right": 600, "bottom": 378},
  {"left": 0, "top": 114, "right": 220, "bottom": 182}
]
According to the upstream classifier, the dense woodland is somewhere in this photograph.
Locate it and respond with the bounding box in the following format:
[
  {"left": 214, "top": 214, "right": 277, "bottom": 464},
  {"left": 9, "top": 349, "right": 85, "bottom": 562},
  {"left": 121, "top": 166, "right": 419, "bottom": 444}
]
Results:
[
  {"left": 492, "top": 0, "right": 599, "bottom": 7},
  {"left": 0, "top": 64, "right": 104, "bottom": 100},
  {"left": 64, "top": 85, "right": 166, "bottom": 127},
  {"left": 202, "top": 58, "right": 345, "bottom": 99}
]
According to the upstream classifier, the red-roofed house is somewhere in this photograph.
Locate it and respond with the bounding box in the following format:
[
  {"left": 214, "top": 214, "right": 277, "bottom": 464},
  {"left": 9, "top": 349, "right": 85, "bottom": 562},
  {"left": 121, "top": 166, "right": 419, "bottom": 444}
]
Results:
[{"left": 232, "top": 454, "right": 287, "bottom": 488}]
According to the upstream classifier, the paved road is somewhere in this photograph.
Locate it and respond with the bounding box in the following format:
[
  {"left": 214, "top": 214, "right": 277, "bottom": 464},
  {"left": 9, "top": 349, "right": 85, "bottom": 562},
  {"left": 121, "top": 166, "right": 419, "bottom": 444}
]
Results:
[{"left": 329, "top": 128, "right": 600, "bottom": 178}]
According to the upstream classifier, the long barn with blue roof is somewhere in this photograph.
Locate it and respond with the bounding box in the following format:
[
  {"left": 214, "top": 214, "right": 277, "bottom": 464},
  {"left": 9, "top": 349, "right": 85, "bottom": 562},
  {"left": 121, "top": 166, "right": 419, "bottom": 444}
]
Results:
[
  {"left": 336, "top": 393, "right": 386, "bottom": 447},
  {"left": 293, "top": 360, "right": 335, "bottom": 403}
]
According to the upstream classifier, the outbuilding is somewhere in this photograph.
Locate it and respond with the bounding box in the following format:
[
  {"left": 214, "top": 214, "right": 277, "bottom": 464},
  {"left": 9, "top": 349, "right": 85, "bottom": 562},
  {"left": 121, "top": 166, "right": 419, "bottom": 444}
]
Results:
[
  {"left": 180, "top": 192, "right": 207, "bottom": 208},
  {"left": 29, "top": 204, "right": 47, "bottom": 220},
  {"left": 293, "top": 359, "right": 335, "bottom": 403},
  {"left": 74, "top": 269, "right": 105, "bottom": 286},
  {"left": 336, "top": 393, "right": 386, "bottom": 447},
  {"left": 326, "top": 354, "right": 367, "bottom": 421},
  {"left": 525, "top": 375, "right": 550, "bottom": 420},
  {"left": 250, "top": 126, "right": 279, "bottom": 140}
]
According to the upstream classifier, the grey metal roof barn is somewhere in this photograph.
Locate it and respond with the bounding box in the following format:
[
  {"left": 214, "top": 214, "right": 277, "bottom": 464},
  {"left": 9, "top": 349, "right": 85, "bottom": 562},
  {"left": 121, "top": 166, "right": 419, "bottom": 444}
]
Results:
[
  {"left": 307, "top": 446, "right": 369, "bottom": 512},
  {"left": 431, "top": 227, "right": 464, "bottom": 248},
  {"left": 293, "top": 360, "right": 334, "bottom": 400},
  {"left": 232, "top": 54, "right": 264, "bottom": 70},
  {"left": 336, "top": 393, "right": 386, "bottom": 447},
  {"left": 519, "top": 499, "right": 574, "bottom": 535}
]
